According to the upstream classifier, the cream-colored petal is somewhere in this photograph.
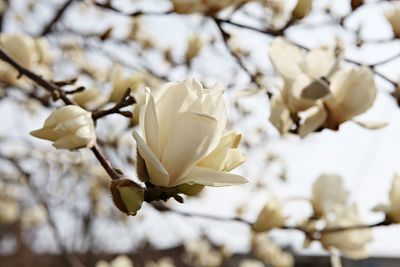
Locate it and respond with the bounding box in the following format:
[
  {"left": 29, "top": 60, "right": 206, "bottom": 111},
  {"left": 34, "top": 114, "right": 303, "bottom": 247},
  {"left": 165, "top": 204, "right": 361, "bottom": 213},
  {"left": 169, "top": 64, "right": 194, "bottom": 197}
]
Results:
[
  {"left": 132, "top": 131, "right": 170, "bottom": 187},
  {"left": 143, "top": 90, "right": 161, "bottom": 157},
  {"left": 269, "top": 93, "right": 293, "bottom": 135},
  {"left": 287, "top": 73, "right": 316, "bottom": 112},
  {"left": 177, "top": 166, "right": 249, "bottom": 186},
  {"left": 53, "top": 135, "right": 89, "bottom": 149},
  {"left": 326, "top": 66, "right": 376, "bottom": 125},
  {"left": 304, "top": 48, "right": 335, "bottom": 79},
  {"left": 268, "top": 38, "right": 304, "bottom": 82},
  {"left": 198, "top": 131, "right": 245, "bottom": 171},
  {"left": 155, "top": 80, "right": 200, "bottom": 150},
  {"left": 161, "top": 112, "right": 219, "bottom": 186},
  {"left": 30, "top": 128, "right": 60, "bottom": 142},
  {"left": 298, "top": 103, "right": 327, "bottom": 138},
  {"left": 44, "top": 105, "right": 89, "bottom": 128}
]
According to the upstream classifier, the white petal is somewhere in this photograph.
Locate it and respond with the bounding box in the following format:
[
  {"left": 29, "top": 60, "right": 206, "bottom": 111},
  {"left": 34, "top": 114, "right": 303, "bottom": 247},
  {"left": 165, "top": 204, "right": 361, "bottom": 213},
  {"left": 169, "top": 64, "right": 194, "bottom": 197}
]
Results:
[
  {"left": 161, "top": 112, "right": 219, "bottom": 186},
  {"left": 155, "top": 80, "right": 199, "bottom": 150},
  {"left": 132, "top": 131, "right": 169, "bottom": 187},
  {"left": 268, "top": 38, "right": 303, "bottom": 81},
  {"left": 304, "top": 48, "right": 335, "bottom": 79},
  {"left": 326, "top": 66, "right": 376, "bottom": 124},
  {"left": 298, "top": 103, "right": 327, "bottom": 138},
  {"left": 269, "top": 93, "right": 293, "bottom": 135},
  {"left": 178, "top": 166, "right": 249, "bottom": 186},
  {"left": 143, "top": 90, "right": 161, "bottom": 157}
]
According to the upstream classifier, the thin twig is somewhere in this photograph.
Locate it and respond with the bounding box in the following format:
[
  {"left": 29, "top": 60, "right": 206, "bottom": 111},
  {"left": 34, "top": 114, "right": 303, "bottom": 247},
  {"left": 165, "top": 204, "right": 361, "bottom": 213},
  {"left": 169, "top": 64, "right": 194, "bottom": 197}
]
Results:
[{"left": 40, "top": 0, "right": 76, "bottom": 36}]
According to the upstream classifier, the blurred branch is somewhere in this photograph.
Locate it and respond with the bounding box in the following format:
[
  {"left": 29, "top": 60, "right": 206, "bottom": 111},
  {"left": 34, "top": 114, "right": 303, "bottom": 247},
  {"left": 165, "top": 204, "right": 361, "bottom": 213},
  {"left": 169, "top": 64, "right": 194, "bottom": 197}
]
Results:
[
  {"left": 40, "top": 0, "right": 76, "bottom": 36},
  {"left": 0, "top": 153, "right": 84, "bottom": 267}
]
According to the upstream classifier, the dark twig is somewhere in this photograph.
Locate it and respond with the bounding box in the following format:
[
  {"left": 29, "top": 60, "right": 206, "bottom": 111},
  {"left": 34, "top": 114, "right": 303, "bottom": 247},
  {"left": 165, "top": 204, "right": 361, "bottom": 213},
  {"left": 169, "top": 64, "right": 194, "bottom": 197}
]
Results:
[
  {"left": 0, "top": 48, "right": 75, "bottom": 105},
  {"left": 40, "top": 0, "right": 76, "bottom": 36},
  {"left": 92, "top": 89, "right": 136, "bottom": 120}
]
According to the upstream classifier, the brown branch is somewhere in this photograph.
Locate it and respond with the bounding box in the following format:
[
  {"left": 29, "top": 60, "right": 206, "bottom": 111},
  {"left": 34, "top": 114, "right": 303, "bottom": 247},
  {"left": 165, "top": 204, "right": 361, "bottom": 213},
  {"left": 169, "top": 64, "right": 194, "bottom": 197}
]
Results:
[
  {"left": 0, "top": 48, "right": 75, "bottom": 105},
  {"left": 93, "top": 1, "right": 173, "bottom": 17},
  {"left": 92, "top": 89, "right": 136, "bottom": 121},
  {"left": 40, "top": 0, "right": 76, "bottom": 36}
]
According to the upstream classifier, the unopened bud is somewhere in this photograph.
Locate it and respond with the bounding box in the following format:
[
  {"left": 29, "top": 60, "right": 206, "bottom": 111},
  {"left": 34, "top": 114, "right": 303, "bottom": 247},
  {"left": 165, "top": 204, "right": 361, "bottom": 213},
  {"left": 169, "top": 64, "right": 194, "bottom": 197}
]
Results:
[
  {"left": 185, "top": 35, "right": 203, "bottom": 63},
  {"left": 110, "top": 179, "right": 144, "bottom": 216},
  {"left": 292, "top": 0, "right": 313, "bottom": 20}
]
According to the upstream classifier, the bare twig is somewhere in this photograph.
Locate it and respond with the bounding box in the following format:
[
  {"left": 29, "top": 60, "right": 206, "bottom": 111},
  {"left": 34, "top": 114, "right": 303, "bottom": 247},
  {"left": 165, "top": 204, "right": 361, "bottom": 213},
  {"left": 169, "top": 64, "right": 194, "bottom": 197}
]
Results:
[{"left": 40, "top": 0, "right": 76, "bottom": 36}]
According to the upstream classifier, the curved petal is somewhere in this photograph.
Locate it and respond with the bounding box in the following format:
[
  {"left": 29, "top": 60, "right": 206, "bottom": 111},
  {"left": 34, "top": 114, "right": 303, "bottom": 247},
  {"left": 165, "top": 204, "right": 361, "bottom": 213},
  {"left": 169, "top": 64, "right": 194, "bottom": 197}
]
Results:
[
  {"left": 326, "top": 66, "right": 376, "bottom": 124},
  {"left": 142, "top": 89, "right": 161, "bottom": 157},
  {"left": 268, "top": 38, "right": 303, "bottom": 81},
  {"left": 155, "top": 80, "right": 200, "bottom": 150},
  {"left": 304, "top": 48, "right": 335, "bottom": 79},
  {"left": 269, "top": 93, "right": 293, "bottom": 135},
  {"left": 177, "top": 166, "right": 249, "bottom": 186},
  {"left": 132, "top": 131, "right": 169, "bottom": 187},
  {"left": 161, "top": 112, "right": 219, "bottom": 186},
  {"left": 298, "top": 103, "right": 327, "bottom": 138}
]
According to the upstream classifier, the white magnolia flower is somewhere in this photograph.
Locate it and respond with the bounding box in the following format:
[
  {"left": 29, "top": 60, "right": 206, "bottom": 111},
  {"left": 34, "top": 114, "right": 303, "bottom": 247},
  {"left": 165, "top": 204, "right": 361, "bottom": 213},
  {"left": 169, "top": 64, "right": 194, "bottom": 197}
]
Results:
[
  {"left": 133, "top": 78, "right": 247, "bottom": 188},
  {"left": 252, "top": 199, "right": 285, "bottom": 232},
  {"left": 292, "top": 0, "right": 313, "bottom": 20},
  {"left": 320, "top": 205, "right": 373, "bottom": 259},
  {"left": 385, "top": 3, "right": 400, "bottom": 38},
  {"left": 0, "top": 33, "right": 52, "bottom": 84},
  {"left": 268, "top": 38, "right": 376, "bottom": 136},
  {"left": 312, "top": 174, "right": 348, "bottom": 217},
  {"left": 30, "top": 105, "right": 96, "bottom": 149},
  {"left": 373, "top": 174, "right": 400, "bottom": 223},
  {"left": 73, "top": 87, "right": 107, "bottom": 110}
]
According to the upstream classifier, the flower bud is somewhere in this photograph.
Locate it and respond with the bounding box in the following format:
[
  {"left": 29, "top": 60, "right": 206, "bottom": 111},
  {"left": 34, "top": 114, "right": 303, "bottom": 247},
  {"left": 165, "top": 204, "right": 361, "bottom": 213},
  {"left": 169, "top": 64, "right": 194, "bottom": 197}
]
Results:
[
  {"left": 30, "top": 105, "right": 96, "bottom": 149},
  {"left": 110, "top": 179, "right": 144, "bottom": 216},
  {"left": 385, "top": 5, "right": 400, "bottom": 39},
  {"left": 185, "top": 35, "right": 203, "bottom": 63},
  {"left": 292, "top": 0, "right": 313, "bottom": 20},
  {"left": 252, "top": 199, "right": 285, "bottom": 232}
]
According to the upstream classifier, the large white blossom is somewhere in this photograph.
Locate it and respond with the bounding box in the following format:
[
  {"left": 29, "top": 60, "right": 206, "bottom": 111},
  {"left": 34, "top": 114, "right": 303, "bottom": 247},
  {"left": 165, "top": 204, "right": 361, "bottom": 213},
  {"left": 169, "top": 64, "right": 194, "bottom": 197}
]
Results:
[{"left": 132, "top": 78, "right": 247, "bottom": 187}]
